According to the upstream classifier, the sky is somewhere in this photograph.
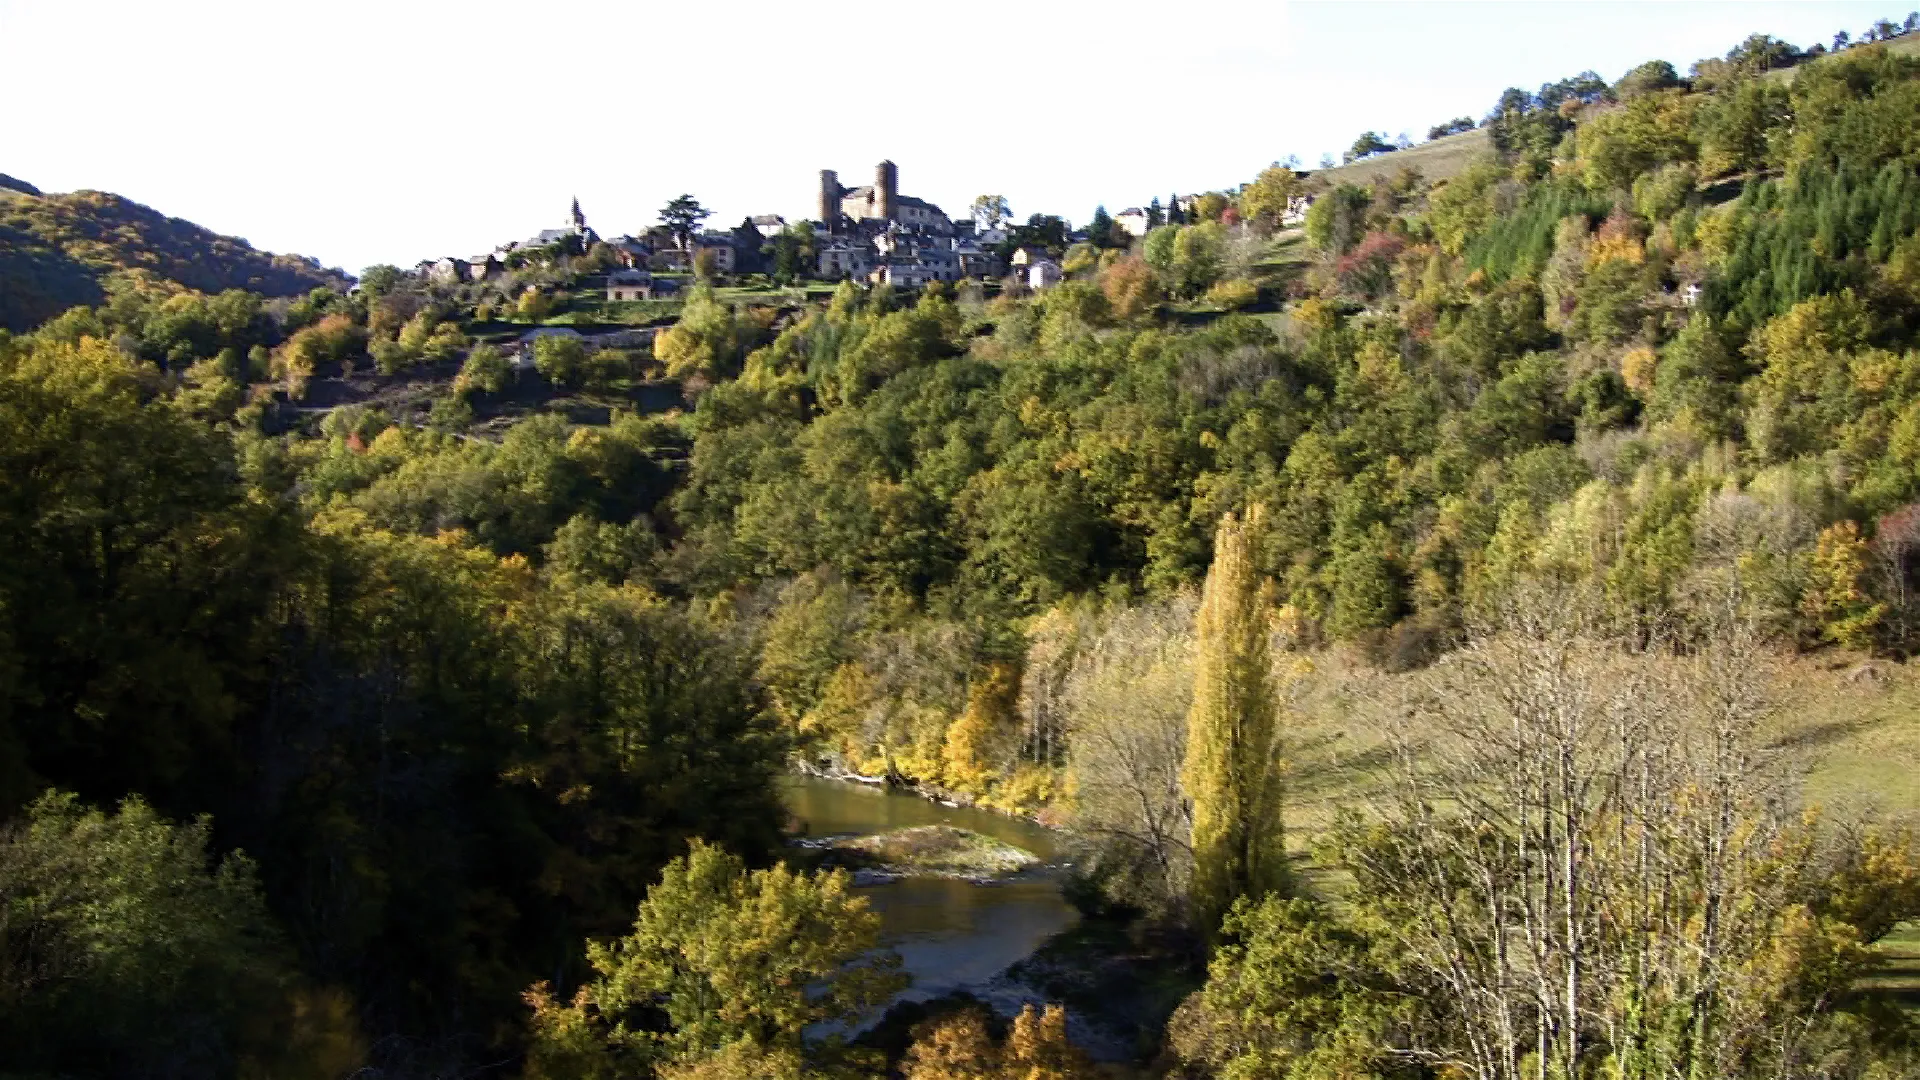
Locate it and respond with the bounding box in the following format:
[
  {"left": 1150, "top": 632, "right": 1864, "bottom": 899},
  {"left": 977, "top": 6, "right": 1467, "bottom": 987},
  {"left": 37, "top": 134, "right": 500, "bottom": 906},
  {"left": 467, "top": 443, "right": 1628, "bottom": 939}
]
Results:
[{"left": 0, "top": 0, "right": 1906, "bottom": 275}]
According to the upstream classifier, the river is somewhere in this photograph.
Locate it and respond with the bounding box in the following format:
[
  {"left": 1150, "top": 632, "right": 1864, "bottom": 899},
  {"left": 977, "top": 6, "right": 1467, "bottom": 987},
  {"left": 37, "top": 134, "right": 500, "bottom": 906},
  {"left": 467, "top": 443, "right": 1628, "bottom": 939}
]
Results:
[{"left": 779, "top": 775, "right": 1080, "bottom": 1015}]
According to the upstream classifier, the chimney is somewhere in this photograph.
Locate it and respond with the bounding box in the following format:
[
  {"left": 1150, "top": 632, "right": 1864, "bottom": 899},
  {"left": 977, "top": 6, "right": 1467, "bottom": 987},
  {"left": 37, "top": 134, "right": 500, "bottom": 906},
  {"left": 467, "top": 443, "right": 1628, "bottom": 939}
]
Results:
[
  {"left": 818, "top": 169, "right": 840, "bottom": 228},
  {"left": 876, "top": 160, "right": 897, "bottom": 221}
]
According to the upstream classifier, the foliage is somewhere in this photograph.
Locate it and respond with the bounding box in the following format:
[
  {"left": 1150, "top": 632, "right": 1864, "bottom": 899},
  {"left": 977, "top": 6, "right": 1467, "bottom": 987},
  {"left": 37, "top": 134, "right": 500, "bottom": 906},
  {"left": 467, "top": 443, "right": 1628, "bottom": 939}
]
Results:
[
  {"left": 1303, "top": 184, "right": 1371, "bottom": 255},
  {"left": 523, "top": 840, "right": 904, "bottom": 1074},
  {"left": 0, "top": 792, "right": 325, "bottom": 1078},
  {"left": 455, "top": 342, "right": 510, "bottom": 395},
  {"left": 1206, "top": 278, "right": 1260, "bottom": 311},
  {"left": 1344, "top": 131, "right": 1396, "bottom": 164},
  {"left": 901, "top": 1002, "right": 1095, "bottom": 1080},
  {"left": 535, "top": 332, "right": 591, "bottom": 387},
  {"left": 655, "top": 284, "right": 741, "bottom": 380},
  {"left": 660, "top": 194, "right": 712, "bottom": 250},
  {"left": 1185, "top": 509, "right": 1287, "bottom": 933},
  {"left": 1238, "top": 165, "right": 1305, "bottom": 230},
  {"left": 0, "top": 329, "right": 787, "bottom": 1069}
]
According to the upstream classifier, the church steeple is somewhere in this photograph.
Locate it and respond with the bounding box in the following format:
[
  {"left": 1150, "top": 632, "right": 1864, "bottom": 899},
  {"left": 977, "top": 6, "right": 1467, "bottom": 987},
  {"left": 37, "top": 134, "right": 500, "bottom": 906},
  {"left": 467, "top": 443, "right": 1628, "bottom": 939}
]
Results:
[{"left": 570, "top": 196, "right": 585, "bottom": 232}]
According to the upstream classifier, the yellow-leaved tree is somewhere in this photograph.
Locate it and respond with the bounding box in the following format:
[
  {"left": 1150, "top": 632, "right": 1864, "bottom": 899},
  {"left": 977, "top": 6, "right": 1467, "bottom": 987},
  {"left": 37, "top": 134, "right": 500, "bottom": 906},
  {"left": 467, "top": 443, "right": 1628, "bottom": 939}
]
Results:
[
  {"left": 1184, "top": 507, "right": 1287, "bottom": 933},
  {"left": 523, "top": 840, "right": 905, "bottom": 1078}
]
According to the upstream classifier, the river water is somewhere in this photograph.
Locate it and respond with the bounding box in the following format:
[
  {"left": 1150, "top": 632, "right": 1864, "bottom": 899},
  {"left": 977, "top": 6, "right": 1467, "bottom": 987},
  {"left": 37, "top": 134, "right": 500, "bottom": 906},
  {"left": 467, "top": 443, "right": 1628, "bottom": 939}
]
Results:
[{"left": 779, "top": 775, "right": 1079, "bottom": 1013}]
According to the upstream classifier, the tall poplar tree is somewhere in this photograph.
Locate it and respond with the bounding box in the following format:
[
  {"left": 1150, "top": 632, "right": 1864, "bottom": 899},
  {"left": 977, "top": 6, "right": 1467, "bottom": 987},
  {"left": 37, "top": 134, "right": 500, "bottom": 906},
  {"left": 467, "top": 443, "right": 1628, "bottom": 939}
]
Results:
[{"left": 1184, "top": 508, "right": 1287, "bottom": 933}]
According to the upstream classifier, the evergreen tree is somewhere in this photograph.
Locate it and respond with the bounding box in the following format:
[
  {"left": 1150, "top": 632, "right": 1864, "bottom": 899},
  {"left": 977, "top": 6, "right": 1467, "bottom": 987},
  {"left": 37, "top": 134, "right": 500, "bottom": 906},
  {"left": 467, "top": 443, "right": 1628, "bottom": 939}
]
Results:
[
  {"left": 1088, "top": 205, "right": 1115, "bottom": 247},
  {"left": 1184, "top": 508, "right": 1287, "bottom": 934},
  {"left": 1147, "top": 196, "right": 1165, "bottom": 228},
  {"left": 1167, "top": 193, "right": 1187, "bottom": 225}
]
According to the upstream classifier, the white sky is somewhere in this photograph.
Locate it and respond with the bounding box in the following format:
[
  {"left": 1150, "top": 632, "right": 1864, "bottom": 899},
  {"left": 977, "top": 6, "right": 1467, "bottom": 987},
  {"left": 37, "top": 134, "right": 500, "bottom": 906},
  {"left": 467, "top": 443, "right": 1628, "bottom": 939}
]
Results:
[{"left": 0, "top": 0, "right": 1903, "bottom": 275}]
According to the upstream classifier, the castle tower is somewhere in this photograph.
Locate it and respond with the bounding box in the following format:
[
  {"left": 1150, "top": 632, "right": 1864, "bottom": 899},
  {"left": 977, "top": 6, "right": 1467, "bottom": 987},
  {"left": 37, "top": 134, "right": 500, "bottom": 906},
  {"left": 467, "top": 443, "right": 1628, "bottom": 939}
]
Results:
[
  {"left": 875, "top": 160, "right": 898, "bottom": 221},
  {"left": 818, "top": 169, "right": 840, "bottom": 229}
]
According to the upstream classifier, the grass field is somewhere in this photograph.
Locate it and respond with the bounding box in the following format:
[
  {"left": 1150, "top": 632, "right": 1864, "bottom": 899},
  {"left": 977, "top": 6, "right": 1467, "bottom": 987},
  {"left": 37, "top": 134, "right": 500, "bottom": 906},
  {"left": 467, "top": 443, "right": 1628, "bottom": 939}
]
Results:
[
  {"left": 1310, "top": 127, "right": 1492, "bottom": 189},
  {"left": 1859, "top": 921, "right": 1920, "bottom": 1014}
]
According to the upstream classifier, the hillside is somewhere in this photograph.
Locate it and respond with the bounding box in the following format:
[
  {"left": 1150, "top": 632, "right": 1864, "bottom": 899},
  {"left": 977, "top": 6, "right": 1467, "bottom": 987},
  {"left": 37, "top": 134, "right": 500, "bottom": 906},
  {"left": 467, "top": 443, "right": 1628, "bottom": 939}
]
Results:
[
  {"left": 1765, "top": 30, "right": 1920, "bottom": 83},
  {"left": 1307, "top": 125, "right": 1492, "bottom": 187},
  {"left": 0, "top": 183, "right": 350, "bottom": 332}
]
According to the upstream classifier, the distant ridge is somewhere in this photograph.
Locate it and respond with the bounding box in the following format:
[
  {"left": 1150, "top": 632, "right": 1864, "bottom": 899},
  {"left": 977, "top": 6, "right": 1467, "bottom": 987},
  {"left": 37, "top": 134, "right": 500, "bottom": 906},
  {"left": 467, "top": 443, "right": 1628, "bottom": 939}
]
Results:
[{"left": 0, "top": 184, "right": 351, "bottom": 332}]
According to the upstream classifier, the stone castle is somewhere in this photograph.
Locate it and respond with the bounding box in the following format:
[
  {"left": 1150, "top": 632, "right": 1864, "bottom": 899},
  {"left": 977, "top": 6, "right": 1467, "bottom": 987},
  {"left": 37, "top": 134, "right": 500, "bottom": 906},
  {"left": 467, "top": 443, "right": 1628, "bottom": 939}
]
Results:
[
  {"left": 809, "top": 161, "right": 1001, "bottom": 286},
  {"left": 817, "top": 160, "right": 952, "bottom": 234}
]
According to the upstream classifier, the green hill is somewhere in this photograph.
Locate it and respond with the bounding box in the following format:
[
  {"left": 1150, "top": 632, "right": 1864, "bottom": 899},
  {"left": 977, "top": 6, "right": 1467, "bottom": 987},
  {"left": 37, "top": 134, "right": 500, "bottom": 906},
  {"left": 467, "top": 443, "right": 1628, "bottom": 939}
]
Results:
[{"left": 0, "top": 183, "right": 350, "bottom": 332}]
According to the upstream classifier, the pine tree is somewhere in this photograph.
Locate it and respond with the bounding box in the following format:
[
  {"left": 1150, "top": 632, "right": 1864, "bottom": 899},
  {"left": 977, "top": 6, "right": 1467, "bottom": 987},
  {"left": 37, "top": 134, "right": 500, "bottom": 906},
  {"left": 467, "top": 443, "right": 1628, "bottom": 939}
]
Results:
[
  {"left": 1184, "top": 508, "right": 1287, "bottom": 934},
  {"left": 1088, "top": 205, "right": 1115, "bottom": 247}
]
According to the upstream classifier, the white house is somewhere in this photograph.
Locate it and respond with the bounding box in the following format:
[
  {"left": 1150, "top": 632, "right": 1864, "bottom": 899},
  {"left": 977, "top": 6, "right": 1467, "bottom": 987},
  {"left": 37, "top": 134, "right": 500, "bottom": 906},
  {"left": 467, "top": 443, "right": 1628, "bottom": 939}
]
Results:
[
  {"left": 1027, "top": 258, "right": 1063, "bottom": 290},
  {"left": 1114, "top": 208, "right": 1151, "bottom": 237},
  {"left": 874, "top": 259, "right": 939, "bottom": 289}
]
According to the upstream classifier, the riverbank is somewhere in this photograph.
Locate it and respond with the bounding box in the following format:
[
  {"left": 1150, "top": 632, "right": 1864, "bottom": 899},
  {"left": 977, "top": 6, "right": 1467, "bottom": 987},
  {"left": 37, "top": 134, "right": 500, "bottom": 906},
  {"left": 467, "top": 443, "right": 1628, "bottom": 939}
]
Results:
[
  {"left": 798, "top": 824, "right": 1041, "bottom": 884},
  {"left": 790, "top": 756, "right": 1072, "bottom": 832}
]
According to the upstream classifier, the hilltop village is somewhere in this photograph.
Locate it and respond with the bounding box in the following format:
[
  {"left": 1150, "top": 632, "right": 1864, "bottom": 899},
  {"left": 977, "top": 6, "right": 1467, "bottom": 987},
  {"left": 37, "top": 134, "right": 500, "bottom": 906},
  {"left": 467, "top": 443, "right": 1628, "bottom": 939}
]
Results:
[{"left": 412, "top": 159, "right": 1238, "bottom": 301}]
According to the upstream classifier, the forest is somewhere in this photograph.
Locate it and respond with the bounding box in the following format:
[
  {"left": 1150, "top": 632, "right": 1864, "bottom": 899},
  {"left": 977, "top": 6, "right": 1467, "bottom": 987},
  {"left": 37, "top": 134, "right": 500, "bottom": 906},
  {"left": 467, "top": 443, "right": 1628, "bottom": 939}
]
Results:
[{"left": 4, "top": 18, "right": 1920, "bottom": 1080}]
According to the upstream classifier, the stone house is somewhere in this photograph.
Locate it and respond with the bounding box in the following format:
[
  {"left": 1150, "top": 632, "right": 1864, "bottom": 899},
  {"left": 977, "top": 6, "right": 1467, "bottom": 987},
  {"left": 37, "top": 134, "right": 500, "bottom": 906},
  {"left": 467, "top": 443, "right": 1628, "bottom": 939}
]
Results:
[
  {"left": 817, "top": 239, "right": 873, "bottom": 279},
  {"left": 465, "top": 255, "right": 503, "bottom": 282},
  {"left": 603, "top": 236, "right": 652, "bottom": 268},
  {"left": 425, "top": 257, "right": 468, "bottom": 285},
  {"left": 1027, "top": 258, "right": 1063, "bottom": 290},
  {"left": 607, "top": 269, "right": 656, "bottom": 302}
]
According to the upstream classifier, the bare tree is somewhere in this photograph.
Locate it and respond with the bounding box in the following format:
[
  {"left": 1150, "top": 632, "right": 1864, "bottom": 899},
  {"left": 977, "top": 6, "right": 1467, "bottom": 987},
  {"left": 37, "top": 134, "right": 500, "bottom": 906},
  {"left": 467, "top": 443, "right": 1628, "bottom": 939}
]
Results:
[
  {"left": 1869, "top": 503, "right": 1920, "bottom": 650},
  {"left": 1340, "top": 580, "right": 1873, "bottom": 1080},
  {"left": 1060, "top": 594, "right": 1199, "bottom": 917}
]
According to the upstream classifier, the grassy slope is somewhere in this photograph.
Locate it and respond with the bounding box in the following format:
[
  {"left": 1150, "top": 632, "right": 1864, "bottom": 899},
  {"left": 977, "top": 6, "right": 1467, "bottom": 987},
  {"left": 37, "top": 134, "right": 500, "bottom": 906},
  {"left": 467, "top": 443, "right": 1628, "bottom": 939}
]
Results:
[
  {"left": 1283, "top": 652, "right": 1920, "bottom": 844},
  {"left": 1309, "top": 127, "right": 1492, "bottom": 189},
  {"left": 1278, "top": 652, "right": 1920, "bottom": 998},
  {"left": 1765, "top": 33, "right": 1920, "bottom": 85},
  {"left": 1860, "top": 921, "right": 1920, "bottom": 1013}
]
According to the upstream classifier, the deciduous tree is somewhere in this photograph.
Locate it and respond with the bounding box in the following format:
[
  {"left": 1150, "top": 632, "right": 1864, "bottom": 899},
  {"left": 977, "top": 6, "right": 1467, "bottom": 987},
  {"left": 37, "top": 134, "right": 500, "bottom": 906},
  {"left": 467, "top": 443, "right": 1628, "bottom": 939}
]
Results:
[{"left": 1184, "top": 508, "right": 1287, "bottom": 932}]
